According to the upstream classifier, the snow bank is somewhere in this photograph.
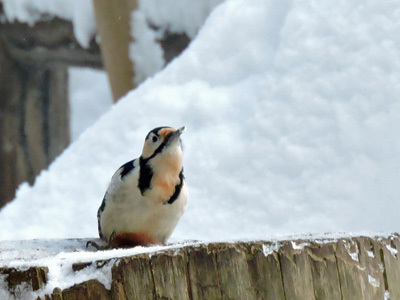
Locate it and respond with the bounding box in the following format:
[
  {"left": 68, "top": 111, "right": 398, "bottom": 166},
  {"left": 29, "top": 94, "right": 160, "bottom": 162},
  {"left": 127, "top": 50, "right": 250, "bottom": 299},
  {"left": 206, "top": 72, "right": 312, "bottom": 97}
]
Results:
[
  {"left": 1, "top": 0, "right": 400, "bottom": 243},
  {"left": 69, "top": 68, "right": 113, "bottom": 140}
]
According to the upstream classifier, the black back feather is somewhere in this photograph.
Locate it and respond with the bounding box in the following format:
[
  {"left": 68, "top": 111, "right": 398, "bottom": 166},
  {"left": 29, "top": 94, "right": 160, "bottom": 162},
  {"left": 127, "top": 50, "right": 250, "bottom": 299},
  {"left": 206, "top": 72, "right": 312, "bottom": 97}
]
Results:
[{"left": 119, "top": 159, "right": 136, "bottom": 180}]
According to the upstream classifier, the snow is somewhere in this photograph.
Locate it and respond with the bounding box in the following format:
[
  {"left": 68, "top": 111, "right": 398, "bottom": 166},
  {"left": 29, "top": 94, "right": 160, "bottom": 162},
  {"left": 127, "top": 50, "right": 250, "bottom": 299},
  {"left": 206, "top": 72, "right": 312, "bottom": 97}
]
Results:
[
  {"left": 385, "top": 290, "right": 391, "bottom": 300},
  {"left": 130, "top": 10, "right": 165, "bottom": 85},
  {"left": 368, "top": 274, "right": 380, "bottom": 288},
  {"left": 129, "top": 0, "right": 225, "bottom": 84},
  {"left": 69, "top": 68, "right": 113, "bottom": 140},
  {"left": 140, "top": 0, "right": 225, "bottom": 39},
  {"left": 385, "top": 244, "right": 398, "bottom": 257},
  {"left": 1, "top": 0, "right": 400, "bottom": 242}
]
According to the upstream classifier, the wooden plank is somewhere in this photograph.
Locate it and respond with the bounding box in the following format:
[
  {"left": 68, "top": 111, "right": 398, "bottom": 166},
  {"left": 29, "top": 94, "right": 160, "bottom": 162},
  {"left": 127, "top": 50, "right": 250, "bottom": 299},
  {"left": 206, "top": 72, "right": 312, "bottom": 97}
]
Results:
[
  {"left": 111, "top": 254, "right": 155, "bottom": 300},
  {"left": 381, "top": 236, "right": 400, "bottom": 299},
  {"left": 279, "top": 241, "right": 315, "bottom": 300},
  {"left": 188, "top": 244, "right": 222, "bottom": 300},
  {"left": 214, "top": 243, "right": 257, "bottom": 300},
  {"left": 61, "top": 279, "right": 110, "bottom": 300},
  {"left": 24, "top": 68, "right": 48, "bottom": 176},
  {"left": 0, "top": 17, "right": 102, "bottom": 68},
  {"left": 246, "top": 242, "right": 285, "bottom": 300},
  {"left": 150, "top": 249, "right": 191, "bottom": 300},
  {"left": 335, "top": 238, "right": 375, "bottom": 300},
  {"left": 307, "top": 242, "right": 341, "bottom": 300},
  {"left": 355, "top": 237, "right": 386, "bottom": 300},
  {"left": 47, "top": 67, "right": 70, "bottom": 162}
]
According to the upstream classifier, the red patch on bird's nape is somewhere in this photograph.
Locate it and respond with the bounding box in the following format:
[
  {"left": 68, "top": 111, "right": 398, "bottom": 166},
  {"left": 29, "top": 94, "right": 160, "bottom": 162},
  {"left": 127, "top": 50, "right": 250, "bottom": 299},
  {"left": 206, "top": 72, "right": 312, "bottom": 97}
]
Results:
[
  {"left": 109, "top": 232, "right": 163, "bottom": 248},
  {"left": 159, "top": 127, "right": 175, "bottom": 138}
]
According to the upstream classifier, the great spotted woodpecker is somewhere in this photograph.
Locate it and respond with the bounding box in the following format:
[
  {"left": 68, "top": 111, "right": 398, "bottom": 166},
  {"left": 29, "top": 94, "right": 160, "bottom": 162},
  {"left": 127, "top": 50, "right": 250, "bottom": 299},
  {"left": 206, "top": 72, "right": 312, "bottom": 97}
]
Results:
[{"left": 90, "top": 126, "right": 188, "bottom": 249}]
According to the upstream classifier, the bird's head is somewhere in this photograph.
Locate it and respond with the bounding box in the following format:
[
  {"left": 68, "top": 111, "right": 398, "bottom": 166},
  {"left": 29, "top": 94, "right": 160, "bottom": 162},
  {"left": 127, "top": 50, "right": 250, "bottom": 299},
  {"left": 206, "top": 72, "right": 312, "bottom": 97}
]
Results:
[{"left": 141, "top": 126, "right": 185, "bottom": 159}]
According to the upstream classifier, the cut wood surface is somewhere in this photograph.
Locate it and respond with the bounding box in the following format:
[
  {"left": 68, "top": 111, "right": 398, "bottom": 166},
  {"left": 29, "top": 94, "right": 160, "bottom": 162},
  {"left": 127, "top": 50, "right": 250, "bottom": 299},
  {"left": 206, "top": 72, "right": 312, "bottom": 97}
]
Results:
[{"left": 1, "top": 235, "right": 399, "bottom": 299}]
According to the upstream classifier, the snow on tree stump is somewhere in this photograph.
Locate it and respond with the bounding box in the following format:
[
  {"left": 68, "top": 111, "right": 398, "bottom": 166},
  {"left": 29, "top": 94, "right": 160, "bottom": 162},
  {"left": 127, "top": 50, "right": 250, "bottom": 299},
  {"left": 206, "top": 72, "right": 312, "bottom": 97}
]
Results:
[{"left": 1, "top": 235, "right": 400, "bottom": 299}]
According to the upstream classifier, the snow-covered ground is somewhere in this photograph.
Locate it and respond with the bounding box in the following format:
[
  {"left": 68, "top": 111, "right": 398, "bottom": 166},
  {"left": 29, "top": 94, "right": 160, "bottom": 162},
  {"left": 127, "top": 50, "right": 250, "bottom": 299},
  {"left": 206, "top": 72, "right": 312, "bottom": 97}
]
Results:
[{"left": 1, "top": 0, "right": 400, "bottom": 260}]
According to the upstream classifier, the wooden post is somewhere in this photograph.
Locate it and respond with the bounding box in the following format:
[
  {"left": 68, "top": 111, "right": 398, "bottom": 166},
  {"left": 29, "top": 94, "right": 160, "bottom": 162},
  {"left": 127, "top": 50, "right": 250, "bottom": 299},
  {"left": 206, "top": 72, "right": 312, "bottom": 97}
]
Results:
[
  {"left": 0, "top": 39, "right": 70, "bottom": 208},
  {"left": 0, "top": 40, "right": 26, "bottom": 208},
  {"left": 92, "top": 0, "right": 138, "bottom": 102}
]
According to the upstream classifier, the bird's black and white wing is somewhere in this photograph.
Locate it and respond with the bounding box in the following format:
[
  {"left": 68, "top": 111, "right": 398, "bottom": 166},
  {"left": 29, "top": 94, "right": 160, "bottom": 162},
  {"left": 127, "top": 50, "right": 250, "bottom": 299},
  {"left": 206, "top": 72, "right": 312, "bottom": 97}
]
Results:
[{"left": 97, "top": 159, "right": 138, "bottom": 240}]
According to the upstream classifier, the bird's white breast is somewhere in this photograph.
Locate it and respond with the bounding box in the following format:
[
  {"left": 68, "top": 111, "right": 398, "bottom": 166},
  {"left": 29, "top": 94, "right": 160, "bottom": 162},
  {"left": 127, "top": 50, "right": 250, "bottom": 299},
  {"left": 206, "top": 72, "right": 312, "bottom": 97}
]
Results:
[{"left": 100, "top": 167, "right": 188, "bottom": 244}]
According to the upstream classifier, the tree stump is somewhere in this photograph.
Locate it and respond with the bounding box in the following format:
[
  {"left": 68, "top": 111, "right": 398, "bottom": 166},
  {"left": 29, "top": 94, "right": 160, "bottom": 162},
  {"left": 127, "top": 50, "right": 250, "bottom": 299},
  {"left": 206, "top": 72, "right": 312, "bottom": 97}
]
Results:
[{"left": 0, "top": 236, "right": 399, "bottom": 299}]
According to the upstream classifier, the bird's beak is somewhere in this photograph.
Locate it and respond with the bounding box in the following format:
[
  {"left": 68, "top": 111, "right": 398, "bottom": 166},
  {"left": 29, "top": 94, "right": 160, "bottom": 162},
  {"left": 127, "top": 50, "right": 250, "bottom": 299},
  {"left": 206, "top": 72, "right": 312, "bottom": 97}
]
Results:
[
  {"left": 176, "top": 126, "right": 185, "bottom": 135},
  {"left": 168, "top": 126, "right": 185, "bottom": 142}
]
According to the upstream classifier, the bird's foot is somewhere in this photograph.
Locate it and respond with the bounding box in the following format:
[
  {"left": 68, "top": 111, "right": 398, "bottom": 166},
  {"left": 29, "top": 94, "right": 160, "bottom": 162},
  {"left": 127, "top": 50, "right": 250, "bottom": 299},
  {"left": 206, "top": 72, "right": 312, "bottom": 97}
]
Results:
[
  {"left": 86, "top": 232, "right": 116, "bottom": 250},
  {"left": 86, "top": 240, "right": 108, "bottom": 250}
]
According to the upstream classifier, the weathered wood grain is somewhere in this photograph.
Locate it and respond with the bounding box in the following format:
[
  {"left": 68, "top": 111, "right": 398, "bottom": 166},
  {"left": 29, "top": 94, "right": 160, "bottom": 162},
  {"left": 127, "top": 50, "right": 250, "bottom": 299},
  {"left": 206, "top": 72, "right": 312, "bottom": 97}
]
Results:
[
  {"left": 307, "top": 242, "right": 341, "bottom": 300},
  {"left": 381, "top": 236, "right": 400, "bottom": 299},
  {"left": 279, "top": 240, "right": 316, "bottom": 300},
  {"left": 188, "top": 244, "right": 222, "bottom": 300},
  {"left": 246, "top": 242, "right": 285, "bottom": 300},
  {"left": 0, "top": 266, "right": 48, "bottom": 297},
  {"left": 112, "top": 254, "right": 154, "bottom": 300},
  {"left": 1, "top": 236, "right": 399, "bottom": 299},
  {"left": 151, "top": 249, "right": 191, "bottom": 300}
]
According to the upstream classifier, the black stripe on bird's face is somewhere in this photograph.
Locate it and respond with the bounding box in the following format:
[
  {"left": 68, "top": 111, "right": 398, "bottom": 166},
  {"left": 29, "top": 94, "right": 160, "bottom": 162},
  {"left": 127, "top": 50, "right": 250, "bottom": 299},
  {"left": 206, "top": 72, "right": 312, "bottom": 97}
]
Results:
[{"left": 147, "top": 132, "right": 180, "bottom": 160}]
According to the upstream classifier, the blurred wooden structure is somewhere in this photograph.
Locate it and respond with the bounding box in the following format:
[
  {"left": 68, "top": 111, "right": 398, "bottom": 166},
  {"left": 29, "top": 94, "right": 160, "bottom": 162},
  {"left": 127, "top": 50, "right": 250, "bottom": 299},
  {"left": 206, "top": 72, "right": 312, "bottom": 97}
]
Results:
[
  {"left": 93, "top": 0, "right": 137, "bottom": 101},
  {"left": 0, "top": 3, "right": 190, "bottom": 209}
]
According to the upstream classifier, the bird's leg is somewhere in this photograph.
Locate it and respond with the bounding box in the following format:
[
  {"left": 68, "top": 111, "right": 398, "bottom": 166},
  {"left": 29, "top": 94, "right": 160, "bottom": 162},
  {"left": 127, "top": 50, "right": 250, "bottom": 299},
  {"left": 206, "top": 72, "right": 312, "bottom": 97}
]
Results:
[
  {"left": 86, "top": 231, "right": 116, "bottom": 250},
  {"left": 107, "top": 231, "right": 117, "bottom": 248}
]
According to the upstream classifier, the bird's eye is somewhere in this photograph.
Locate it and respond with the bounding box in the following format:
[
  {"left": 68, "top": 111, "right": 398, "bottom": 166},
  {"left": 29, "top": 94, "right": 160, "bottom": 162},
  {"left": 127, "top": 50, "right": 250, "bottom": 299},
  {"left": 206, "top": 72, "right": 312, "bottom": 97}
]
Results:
[{"left": 152, "top": 136, "right": 158, "bottom": 143}]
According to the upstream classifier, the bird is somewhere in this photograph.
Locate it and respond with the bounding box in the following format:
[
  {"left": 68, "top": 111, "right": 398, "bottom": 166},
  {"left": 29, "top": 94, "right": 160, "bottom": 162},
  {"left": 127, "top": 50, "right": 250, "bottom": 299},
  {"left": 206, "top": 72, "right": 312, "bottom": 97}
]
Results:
[{"left": 89, "top": 126, "right": 188, "bottom": 249}]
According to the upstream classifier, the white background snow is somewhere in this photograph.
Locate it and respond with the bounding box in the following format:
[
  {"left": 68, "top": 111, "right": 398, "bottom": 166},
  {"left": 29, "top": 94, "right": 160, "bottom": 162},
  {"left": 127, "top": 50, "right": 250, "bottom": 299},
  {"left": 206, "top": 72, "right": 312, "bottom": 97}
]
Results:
[{"left": 0, "top": 0, "right": 400, "bottom": 273}]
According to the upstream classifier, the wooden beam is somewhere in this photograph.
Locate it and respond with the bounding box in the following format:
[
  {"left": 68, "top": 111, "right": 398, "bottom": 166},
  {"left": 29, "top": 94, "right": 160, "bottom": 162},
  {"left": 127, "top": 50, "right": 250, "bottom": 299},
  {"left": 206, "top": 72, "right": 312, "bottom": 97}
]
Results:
[
  {"left": 0, "top": 18, "right": 103, "bottom": 69},
  {"left": 92, "top": 0, "right": 137, "bottom": 102},
  {"left": 0, "top": 8, "right": 190, "bottom": 72}
]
